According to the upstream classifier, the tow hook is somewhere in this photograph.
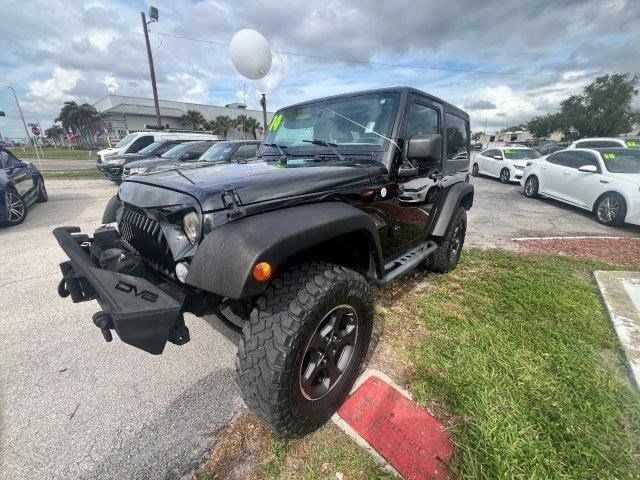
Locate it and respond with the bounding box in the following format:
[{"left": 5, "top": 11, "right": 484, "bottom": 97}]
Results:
[{"left": 92, "top": 312, "right": 114, "bottom": 342}]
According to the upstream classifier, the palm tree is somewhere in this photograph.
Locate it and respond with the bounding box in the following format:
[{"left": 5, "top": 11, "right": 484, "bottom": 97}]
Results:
[
  {"left": 45, "top": 124, "right": 66, "bottom": 146},
  {"left": 208, "top": 115, "right": 234, "bottom": 139},
  {"left": 55, "top": 101, "right": 99, "bottom": 147},
  {"left": 181, "top": 110, "right": 206, "bottom": 130},
  {"left": 234, "top": 115, "right": 261, "bottom": 139}
]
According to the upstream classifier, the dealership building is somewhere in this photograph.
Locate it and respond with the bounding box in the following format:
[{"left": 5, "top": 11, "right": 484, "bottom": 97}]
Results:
[{"left": 93, "top": 94, "right": 274, "bottom": 142}]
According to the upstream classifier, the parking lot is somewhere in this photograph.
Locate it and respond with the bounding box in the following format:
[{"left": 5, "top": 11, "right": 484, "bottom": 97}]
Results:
[{"left": 1, "top": 176, "right": 639, "bottom": 480}]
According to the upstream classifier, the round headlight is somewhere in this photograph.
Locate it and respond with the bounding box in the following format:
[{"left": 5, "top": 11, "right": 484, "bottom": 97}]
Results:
[{"left": 183, "top": 211, "right": 201, "bottom": 244}]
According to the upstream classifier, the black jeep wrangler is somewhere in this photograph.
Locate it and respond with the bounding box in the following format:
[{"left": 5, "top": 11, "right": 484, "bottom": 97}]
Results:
[{"left": 53, "top": 87, "right": 473, "bottom": 438}]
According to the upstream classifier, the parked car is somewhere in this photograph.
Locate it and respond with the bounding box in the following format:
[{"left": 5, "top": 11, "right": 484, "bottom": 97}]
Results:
[
  {"left": 200, "top": 140, "right": 261, "bottom": 164},
  {"left": 471, "top": 146, "right": 542, "bottom": 183},
  {"left": 98, "top": 139, "right": 200, "bottom": 182},
  {"left": 398, "top": 176, "right": 437, "bottom": 203},
  {"left": 521, "top": 148, "right": 640, "bottom": 227},
  {"left": 567, "top": 137, "right": 640, "bottom": 149},
  {"left": 0, "top": 147, "right": 47, "bottom": 227},
  {"left": 53, "top": 86, "right": 474, "bottom": 439},
  {"left": 536, "top": 141, "right": 569, "bottom": 155},
  {"left": 96, "top": 131, "right": 218, "bottom": 164},
  {"left": 123, "top": 140, "right": 218, "bottom": 177}
]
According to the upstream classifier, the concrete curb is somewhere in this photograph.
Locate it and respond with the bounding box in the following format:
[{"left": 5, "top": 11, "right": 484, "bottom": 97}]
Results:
[{"left": 512, "top": 235, "right": 635, "bottom": 242}]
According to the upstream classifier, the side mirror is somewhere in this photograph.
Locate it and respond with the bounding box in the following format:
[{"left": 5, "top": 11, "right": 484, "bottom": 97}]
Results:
[
  {"left": 493, "top": 155, "right": 503, "bottom": 160},
  {"left": 180, "top": 153, "right": 190, "bottom": 161},
  {"left": 407, "top": 134, "right": 442, "bottom": 163},
  {"left": 578, "top": 164, "right": 598, "bottom": 173}
]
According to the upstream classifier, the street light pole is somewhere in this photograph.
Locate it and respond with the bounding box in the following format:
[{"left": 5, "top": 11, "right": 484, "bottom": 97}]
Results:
[
  {"left": 4, "top": 85, "right": 37, "bottom": 157},
  {"left": 260, "top": 94, "right": 268, "bottom": 138},
  {"left": 141, "top": 10, "right": 162, "bottom": 128}
]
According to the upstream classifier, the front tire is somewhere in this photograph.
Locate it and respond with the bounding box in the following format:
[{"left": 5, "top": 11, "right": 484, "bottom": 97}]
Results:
[
  {"left": 499, "top": 167, "right": 511, "bottom": 183},
  {"left": 471, "top": 163, "right": 479, "bottom": 176},
  {"left": 236, "top": 262, "right": 373, "bottom": 438},
  {"left": 426, "top": 206, "right": 467, "bottom": 273},
  {"left": 595, "top": 193, "right": 626, "bottom": 227},
  {"left": 1, "top": 187, "right": 27, "bottom": 227}
]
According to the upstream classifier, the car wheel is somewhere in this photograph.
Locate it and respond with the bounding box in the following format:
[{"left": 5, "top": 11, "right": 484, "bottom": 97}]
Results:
[
  {"left": 499, "top": 168, "right": 510, "bottom": 183},
  {"left": 595, "top": 193, "right": 627, "bottom": 227},
  {"left": 426, "top": 206, "right": 467, "bottom": 273},
  {"left": 1, "top": 187, "right": 27, "bottom": 227},
  {"left": 471, "top": 163, "right": 479, "bottom": 176},
  {"left": 36, "top": 177, "right": 48, "bottom": 203},
  {"left": 236, "top": 262, "right": 373, "bottom": 438},
  {"left": 524, "top": 175, "right": 539, "bottom": 198}
]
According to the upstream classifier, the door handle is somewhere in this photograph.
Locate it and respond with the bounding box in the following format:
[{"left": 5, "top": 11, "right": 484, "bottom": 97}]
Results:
[{"left": 540, "top": 166, "right": 547, "bottom": 170}]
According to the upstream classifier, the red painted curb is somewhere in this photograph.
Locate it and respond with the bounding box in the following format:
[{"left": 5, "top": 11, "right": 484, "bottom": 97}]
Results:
[{"left": 337, "top": 375, "right": 452, "bottom": 480}]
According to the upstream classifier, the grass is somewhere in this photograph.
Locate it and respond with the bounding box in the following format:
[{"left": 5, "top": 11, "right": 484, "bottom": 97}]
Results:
[
  {"left": 409, "top": 249, "right": 640, "bottom": 479},
  {"left": 42, "top": 169, "right": 104, "bottom": 179},
  {"left": 12, "top": 147, "right": 95, "bottom": 160}
]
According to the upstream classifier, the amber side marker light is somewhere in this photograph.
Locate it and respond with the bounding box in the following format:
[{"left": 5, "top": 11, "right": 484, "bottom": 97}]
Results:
[{"left": 252, "top": 262, "right": 272, "bottom": 282}]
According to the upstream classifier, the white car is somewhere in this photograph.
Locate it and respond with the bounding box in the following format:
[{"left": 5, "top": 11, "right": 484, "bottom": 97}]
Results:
[
  {"left": 567, "top": 137, "right": 640, "bottom": 149},
  {"left": 471, "top": 146, "right": 542, "bottom": 183},
  {"left": 398, "top": 176, "right": 437, "bottom": 203},
  {"left": 521, "top": 148, "right": 640, "bottom": 227}
]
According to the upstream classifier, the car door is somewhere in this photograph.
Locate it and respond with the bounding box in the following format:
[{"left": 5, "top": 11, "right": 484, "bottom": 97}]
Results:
[
  {"left": 477, "top": 150, "right": 491, "bottom": 174},
  {"left": 1, "top": 149, "right": 33, "bottom": 196},
  {"left": 561, "top": 151, "right": 604, "bottom": 208},
  {"left": 542, "top": 151, "right": 575, "bottom": 201}
]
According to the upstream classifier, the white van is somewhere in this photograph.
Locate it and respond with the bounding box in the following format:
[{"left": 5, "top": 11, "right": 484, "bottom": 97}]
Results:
[{"left": 97, "top": 131, "right": 219, "bottom": 163}]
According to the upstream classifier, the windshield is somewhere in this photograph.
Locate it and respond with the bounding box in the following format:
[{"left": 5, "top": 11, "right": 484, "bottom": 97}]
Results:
[
  {"left": 160, "top": 142, "right": 192, "bottom": 159},
  {"left": 600, "top": 149, "right": 640, "bottom": 173},
  {"left": 114, "top": 133, "right": 137, "bottom": 148},
  {"left": 502, "top": 148, "right": 541, "bottom": 159},
  {"left": 200, "top": 143, "right": 234, "bottom": 162},
  {"left": 138, "top": 141, "right": 164, "bottom": 155},
  {"left": 263, "top": 92, "right": 400, "bottom": 153}
]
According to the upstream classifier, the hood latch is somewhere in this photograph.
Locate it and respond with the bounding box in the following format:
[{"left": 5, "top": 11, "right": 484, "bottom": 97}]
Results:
[{"left": 221, "top": 185, "right": 246, "bottom": 220}]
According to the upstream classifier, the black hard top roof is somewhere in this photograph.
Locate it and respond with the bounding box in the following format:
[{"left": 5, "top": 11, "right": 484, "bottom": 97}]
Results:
[{"left": 279, "top": 86, "right": 469, "bottom": 121}]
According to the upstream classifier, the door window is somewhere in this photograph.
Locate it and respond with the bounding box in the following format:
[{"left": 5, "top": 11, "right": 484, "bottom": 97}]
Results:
[
  {"left": 185, "top": 143, "right": 213, "bottom": 160},
  {"left": 127, "top": 135, "right": 154, "bottom": 153},
  {"left": 232, "top": 144, "right": 259, "bottom": 161},
  {"left": 445, "top": 113, "right": 469, "bottom": 161},
  {"left": 405, "top": 103, "right": 439, "bottom": 139},
  {"left": 572, "top": 151, "right": 600, "bottom": 171}
]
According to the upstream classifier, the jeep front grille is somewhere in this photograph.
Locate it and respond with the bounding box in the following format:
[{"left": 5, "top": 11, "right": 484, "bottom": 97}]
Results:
[{"left": 119, "top": 206, "right": 175, "bottom": 274}]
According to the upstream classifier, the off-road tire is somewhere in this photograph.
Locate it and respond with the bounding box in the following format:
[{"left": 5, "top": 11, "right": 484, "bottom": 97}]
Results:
[
  {"left": 594, "top": 192, "right": 626, "bottom": 227},
  {"left": 499, "top": 167, "right": 510, "bottom": 183},
  {"left": 36, "top": 177, "right": 48, "bottom": 203},
  {"left": 1, "top": 187, "right": 27, "bottom": 227},
  {"left": 523, "top": 175, "right": 539, "bottom": 198},
  {"left": 236, "top": 262, "right": 373, "bottom": 438},
  {"left": 426, "top": 206, "right": 467, "bottom": 274},
  {"left": 471, "top": 163, "right": 479, "bottom": 176}
]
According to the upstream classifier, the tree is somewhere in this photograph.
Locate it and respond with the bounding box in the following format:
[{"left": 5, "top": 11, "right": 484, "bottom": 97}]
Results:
[
  {"left": 180, "top": 110, "right": 206, "bottom": 130},
  {"left": 207, "top": 115, "right": 234, "bottom": 139},
  {"left": 234, "top": 114, "right": 261, "bottom": 139},
  {"left": 525, "top": 73, "right": 640, "bottom": 139},
  {"left": 499, "top": 124, "right": 525, "bottom": 133},
  {"left": 55, "top": 101, "right": 99, "bottom": 148},
  {"left": 44, "top": 124, "right": 66, "bottom": 146},
  {"left": 471, "top": 132, "right": 482, "bottom": 141}
]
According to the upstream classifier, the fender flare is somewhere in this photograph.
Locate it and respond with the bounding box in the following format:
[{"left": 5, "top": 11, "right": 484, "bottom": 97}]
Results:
[
  {"left": 427, "top": 181, "right": 474, "bottom": 237},
  {"left": 102, "top": 194, "right": 122, "bottom": 224},
  {"left": 185, "top": 202, "right": 384, "bottom": 299}
]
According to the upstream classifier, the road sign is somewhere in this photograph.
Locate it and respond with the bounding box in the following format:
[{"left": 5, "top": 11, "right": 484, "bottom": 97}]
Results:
[{"left": 31, "top": 126, "right": 40, "bottom": 136}]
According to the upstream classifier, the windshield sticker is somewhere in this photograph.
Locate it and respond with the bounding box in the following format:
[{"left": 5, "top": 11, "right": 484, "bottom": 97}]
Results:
[
  {"left": 626, "top": 140, "right": 639, "bottom": 148},
  {"left": 503, "top": 149, "right": 517, "bottom": 156},
  {"left": 603, "top": 153, "right": 616, "bottom": 160},
  {"left": 269, "top": 114, "right": 283, "bottom": 131},
  {"left": 364, "top": 121, "right": 375, "bottom": 133}
]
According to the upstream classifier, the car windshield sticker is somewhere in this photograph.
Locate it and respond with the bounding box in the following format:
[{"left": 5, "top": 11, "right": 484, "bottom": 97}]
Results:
[
  {"left": 269, "top": 114, "right": 283, "bottom": 131},
  {"left": 626, "top": 140, "right": 639, "bottom": 148},
  {"left": 503, "top": 149, "right": 517, "bottom": 157},
  {"left": 603, "top": 153, "right": 616, "bottom": 160}
]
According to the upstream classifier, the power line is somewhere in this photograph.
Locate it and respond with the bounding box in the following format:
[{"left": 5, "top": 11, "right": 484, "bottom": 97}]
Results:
[{"left": 155, "top": 32, "right": 555, "bottom": 78}]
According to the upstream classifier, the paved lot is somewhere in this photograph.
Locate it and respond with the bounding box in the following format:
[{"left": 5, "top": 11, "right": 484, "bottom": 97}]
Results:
[
  {"left": 0, "top": 180, "right": 242, "bottom": 480},
  {"left": 33, "top": 158, "right": 96, "bottom": 171},
  {"left": 1, "top": 176, "right": 639, "bottom": 480}
]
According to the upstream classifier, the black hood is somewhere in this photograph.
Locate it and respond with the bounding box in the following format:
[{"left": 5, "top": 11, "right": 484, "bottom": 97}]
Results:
[
  {"left": 123, "top": 159, "right": 375, "bottom": 212},
  {"left": 112, "top": 152, "right": 160, "bottom": 163},
  {"left": 126, "top": 157, "right": 184, "bottom": 170}
]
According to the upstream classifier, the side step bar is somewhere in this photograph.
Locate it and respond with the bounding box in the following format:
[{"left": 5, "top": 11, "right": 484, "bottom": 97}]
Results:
[{"left": 371, "top": 241, "right": 439, "bottom": 285}]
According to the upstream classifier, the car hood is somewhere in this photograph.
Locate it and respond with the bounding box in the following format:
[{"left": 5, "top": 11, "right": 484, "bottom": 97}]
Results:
[
  {"left": 98, "top": 147, "right": 119, "bottom": 156},
  {"left": 607, "top": 172, "right": 640, "bottom": 186},
  {"left": 127, "top": 157, "right": 182, "bottom": 169},
  {"left": 124, "top": 159, "right": 375, "bottom": 212}
]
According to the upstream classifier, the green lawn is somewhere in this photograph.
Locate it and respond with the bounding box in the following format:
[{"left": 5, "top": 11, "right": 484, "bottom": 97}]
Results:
[
  {"left": 412, "top": 249, "right": 640, "bottom": 479},
  {"left": 42, "top": 169, "right": 104, "bottom": 179},
  {"left": 12, "top": 147, "right": 96, "bottom": 160}
]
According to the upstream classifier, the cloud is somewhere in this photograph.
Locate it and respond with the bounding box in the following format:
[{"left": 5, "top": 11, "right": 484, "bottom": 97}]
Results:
[{"left": 465, "top": 100, "right": 497, "bottom": 110}]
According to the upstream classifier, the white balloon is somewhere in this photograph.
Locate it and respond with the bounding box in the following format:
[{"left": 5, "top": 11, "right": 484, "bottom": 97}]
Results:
[{"left": 229, "top": 29, "right": 272, "bottom": 80}]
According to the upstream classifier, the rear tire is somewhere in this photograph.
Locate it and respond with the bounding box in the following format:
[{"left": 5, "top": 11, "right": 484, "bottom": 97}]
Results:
[
  {"left": 523, "top": 175, "right": 539, "bottom": 198},
  {"left": 236, "top": 262, "right": 373, "bottom": 438},
  {"left": 594, "top": 193, "right": 626, "bottom": 227},
  {"left": 499, "top": 168, "right": 510, "bottom": 183},
  {"left": 426, "top": 206, "right": 467, "bottom": 273}
]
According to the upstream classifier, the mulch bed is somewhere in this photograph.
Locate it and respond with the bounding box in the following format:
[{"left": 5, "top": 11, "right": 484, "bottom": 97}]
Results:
[{"left": 517, "top": 237, "right": 640, "bottom": 268}]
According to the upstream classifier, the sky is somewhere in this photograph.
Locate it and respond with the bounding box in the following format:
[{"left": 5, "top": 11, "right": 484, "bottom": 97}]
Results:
[{"left": 0, "top": 0, "right": 639, "bottom": 139}]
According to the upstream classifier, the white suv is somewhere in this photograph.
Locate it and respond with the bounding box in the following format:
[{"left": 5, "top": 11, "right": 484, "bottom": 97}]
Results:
[
  {"left": 567, "top": 137, "right": 640, "bottom": 149},
  {"left": 521, "top": 148, "right": 640, "bottom": 227}
]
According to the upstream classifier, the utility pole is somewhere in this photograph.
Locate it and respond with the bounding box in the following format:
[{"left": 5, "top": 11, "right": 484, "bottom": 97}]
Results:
[
  {"left": 4, "top": 85, "right": 40, "bottom": 161},
  {"left": 141, "top": 7, "right": 162, "bottom": 128},
  {"left": 260, "top": 94, "right": 268, "bottom": 138}
]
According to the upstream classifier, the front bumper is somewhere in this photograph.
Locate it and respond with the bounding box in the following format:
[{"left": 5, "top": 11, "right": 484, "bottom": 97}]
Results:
[
  {"left": 53, "top": 226, "right": 187, "bottom": 354},
  {"left": 97, "top": 163, "right": 124, "bottom": 181}
]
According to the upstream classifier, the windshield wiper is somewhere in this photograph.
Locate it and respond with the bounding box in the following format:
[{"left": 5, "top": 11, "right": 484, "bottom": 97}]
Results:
[
  {"left": 302, "top": 139, "right": 345, "bottom": 161},
  {"left": 261, "top": 143, "right": 289, "bottom": 160}
]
